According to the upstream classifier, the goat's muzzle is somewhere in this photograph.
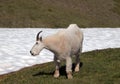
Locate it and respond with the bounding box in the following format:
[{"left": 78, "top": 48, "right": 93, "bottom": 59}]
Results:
[{"left": 30, "top": 51, "right": 35, "bottom": 56}]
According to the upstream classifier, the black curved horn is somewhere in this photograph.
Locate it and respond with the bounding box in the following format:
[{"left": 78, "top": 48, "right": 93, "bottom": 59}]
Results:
[{"left": 36, "top": 31, "right": 42, "bottom": 41}]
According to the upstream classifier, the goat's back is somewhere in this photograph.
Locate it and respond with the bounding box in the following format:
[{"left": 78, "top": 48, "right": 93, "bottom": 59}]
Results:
[{"left": 57, "top": 24, "right": 83, "bottom": 54}]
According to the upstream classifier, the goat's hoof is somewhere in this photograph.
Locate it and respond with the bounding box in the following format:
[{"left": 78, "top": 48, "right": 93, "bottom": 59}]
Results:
[
  {"left": 75, "top": 67, "right": 79, "bottom": 72},
  {"left": 67, "top": 72, "right": 73, "bottom": 79},
  {"left": 54, "top": 74, "right": 59, "bottom": 78},
  {"left": 54, "top": 70, "right": 60, "bottom": 78}
]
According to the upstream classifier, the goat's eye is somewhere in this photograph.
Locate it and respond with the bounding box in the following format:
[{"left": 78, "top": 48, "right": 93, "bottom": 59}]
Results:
[{"left": 36, "top": 42, "right": 38, "bottom": 44}]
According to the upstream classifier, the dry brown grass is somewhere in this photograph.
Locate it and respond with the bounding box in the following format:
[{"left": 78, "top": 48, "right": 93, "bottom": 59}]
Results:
[{"left": 0, "top": 0, "right": 120, "bottom": 28}]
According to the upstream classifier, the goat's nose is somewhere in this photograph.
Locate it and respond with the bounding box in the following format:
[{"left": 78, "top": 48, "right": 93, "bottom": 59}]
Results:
[
  {"left": 30, "top": 51, "right": 34, "bottom": 55},
  {"left": 30, "top": 51, "right": 32, "bottom": 54}
]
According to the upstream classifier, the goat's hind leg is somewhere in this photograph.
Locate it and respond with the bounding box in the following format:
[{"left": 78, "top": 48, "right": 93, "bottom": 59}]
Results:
[
  {"left": 66, "top": 56, "right": 73, "bottom": 79},
  {"left": 75, "top": 53, "right": 80, "bottom": 72},
  {"left": 75, "top": 45, "right": 82, "bottom": 72},
  {"left": 75, "top": 47, "right": 82, "bottom": 72}
]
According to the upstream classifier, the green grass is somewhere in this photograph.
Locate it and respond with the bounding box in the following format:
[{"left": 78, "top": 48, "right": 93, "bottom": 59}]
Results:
[
  {"left": 0, "top": 0, "right": 120, "bottom": 28},
  {"left": 0, "top": 48, "right": 120, "bottom": 84}
]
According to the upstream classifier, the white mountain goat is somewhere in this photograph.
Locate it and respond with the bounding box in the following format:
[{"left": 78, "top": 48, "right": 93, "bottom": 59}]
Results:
[{"left": 30, "top": 24, "right": 83, "bottom": 79}]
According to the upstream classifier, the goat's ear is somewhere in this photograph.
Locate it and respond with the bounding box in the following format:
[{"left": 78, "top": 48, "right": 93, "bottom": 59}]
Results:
[{"left": 40, "top": 36, "right": 42, "bottom": 41}]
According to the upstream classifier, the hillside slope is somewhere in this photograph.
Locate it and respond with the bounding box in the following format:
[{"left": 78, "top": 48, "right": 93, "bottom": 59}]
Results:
[
  {"left": 0, "top": 48, "right": 120, "bottom": 84},
  {"left": 0, "top": 0, "right": 120, "bottom": 28}
]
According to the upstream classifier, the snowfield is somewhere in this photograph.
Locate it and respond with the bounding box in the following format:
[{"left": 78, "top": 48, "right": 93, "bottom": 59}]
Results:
[{"left": 0, "top": 28, "right": 120, "bottom": 75}]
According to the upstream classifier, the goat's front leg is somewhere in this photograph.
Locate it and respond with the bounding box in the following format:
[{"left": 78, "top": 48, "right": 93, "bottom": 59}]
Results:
[
  {"left": 66, "top": 56, "right": 73, "bottom": 79},
  {"left": 54, "top": 56, "right": 60, "bottom": 78}
]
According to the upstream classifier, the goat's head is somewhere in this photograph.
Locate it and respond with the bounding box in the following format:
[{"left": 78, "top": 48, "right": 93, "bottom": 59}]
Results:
[{"left": 30, "top": 31, "right": 45, "bottom": 56}]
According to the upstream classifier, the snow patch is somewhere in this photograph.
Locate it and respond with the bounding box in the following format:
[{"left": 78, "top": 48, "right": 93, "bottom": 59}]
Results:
[{"left": 0, "top": 28, "right": 120, "bottom": 75}]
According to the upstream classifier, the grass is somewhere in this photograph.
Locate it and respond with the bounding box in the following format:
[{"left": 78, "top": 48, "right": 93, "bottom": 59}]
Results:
[
  {"left": 0, "top": 48, "right": 120, "bottom": 84},
  {"left": 113, "top": 0, "right": 120, "bottom": 15},
  {"left": 0, "top": 0, "right": 120, "bottom": 28}
]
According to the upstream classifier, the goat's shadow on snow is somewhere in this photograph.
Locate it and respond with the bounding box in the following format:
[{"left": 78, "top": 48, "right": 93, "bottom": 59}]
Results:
[{"left": 33, "top": 62, "right": 83, "bottom": 77}]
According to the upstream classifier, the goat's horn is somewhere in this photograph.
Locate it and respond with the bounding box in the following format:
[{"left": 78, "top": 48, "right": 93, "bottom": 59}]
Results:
[{"left": 36, "top": 31, "right": 42, "bottom": 41}]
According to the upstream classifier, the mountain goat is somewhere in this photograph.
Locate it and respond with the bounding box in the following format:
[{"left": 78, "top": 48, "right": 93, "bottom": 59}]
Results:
[{"left": 30, "top": 24, "right": 83, "bottom": 79}]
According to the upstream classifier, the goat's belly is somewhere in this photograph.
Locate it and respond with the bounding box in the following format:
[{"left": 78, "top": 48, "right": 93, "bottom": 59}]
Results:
[
  {"left": 71, "top": 45, "right": 80, "bottom": 55},
  {"left": 71, "top": 49, "right": 79, "bottom": 55},
  {"left": 57, "top": 55, "right": 67, "bottom": 60}
]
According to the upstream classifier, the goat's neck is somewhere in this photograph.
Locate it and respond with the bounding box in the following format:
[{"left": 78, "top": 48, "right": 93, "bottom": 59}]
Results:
[
  {"left": 42, "top": 35, "right": 59, "bottom": 53},
  {"left": 43, "top": 36, "right": 54, "bottom": 50}
]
